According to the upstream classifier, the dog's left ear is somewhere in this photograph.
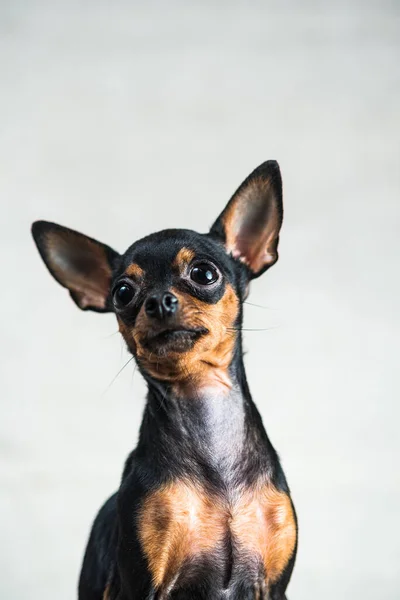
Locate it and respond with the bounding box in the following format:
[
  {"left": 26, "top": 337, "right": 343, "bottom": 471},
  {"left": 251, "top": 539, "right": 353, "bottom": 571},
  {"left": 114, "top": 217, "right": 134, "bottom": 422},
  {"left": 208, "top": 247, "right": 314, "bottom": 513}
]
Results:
[{"left": 210, "top": 160, "right": 283, "bottom": 278}]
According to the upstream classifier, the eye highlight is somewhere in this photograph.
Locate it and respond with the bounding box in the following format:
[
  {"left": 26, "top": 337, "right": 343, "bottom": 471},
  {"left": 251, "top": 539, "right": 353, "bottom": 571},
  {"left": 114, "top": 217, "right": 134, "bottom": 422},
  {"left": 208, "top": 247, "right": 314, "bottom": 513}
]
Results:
[
  {"left": 190, "top": 263, "right": 219, "bottom": 286},
  {"left": 113, "top": 283, "right": 135, "bottom": 308}
]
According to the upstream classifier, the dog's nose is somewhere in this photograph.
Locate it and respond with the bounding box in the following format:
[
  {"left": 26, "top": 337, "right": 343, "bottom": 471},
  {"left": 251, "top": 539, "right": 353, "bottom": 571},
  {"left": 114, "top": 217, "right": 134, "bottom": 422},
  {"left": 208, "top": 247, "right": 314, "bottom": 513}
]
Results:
[
  {"left": 145, "top": 292, "right": 178, "bottom": 319},
  {"left": 161, "top": 292, "right": 178, "bottom": 315}
]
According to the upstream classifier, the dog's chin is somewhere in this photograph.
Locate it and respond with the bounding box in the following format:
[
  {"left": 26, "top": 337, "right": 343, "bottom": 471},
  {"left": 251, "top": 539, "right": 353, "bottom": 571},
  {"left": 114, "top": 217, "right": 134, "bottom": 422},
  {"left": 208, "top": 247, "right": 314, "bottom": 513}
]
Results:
[
  {"left": 142, "top": 327, "right": 208, "bottom": 356},
  {"left": 142, "top": 327, "right": 208, "bottom": 355}
]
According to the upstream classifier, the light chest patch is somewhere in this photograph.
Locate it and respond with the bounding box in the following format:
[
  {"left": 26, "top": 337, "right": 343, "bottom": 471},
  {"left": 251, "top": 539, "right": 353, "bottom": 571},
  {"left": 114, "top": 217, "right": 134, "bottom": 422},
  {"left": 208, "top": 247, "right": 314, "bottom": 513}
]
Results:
[{"left": 138, "top": 479, "right": 296, "bottom": 591}]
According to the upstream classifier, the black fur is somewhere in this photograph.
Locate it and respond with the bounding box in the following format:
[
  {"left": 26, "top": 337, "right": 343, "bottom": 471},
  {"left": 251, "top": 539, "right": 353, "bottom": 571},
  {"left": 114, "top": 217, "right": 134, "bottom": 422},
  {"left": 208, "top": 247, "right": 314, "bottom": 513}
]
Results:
[{"left": 31, "top": 161, "right": 297, "bottom": 600}]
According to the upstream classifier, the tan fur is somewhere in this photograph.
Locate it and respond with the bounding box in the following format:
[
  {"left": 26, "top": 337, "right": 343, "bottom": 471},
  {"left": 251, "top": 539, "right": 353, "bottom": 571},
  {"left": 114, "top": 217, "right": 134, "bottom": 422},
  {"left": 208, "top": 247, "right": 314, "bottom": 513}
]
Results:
[
  {"left": 117, "top": 316, "right": 137, "bottom": 354},
  {"left": 173, "top": 248, "right": 195, "bottom": 271},
  {"left": 102, "top": 584, "right": 110, "bottom": 600},
  {"left": 222, "top": 177, "right": 280, "bottom": 273},
  {"left": 121, "top": 283, "right": 239, "bottom": 393},
  {"left": 139, "top": 480, "right": 226, "bottom": 589},
  {"left": 231, "top": 484, "right": 297, "bottom": 584},
  {"left": 45, "top": 231, "right": 112, "bottom": 309},
  {"left": 139, "top": 479, "right": 296, "bottom": 591},
  {"left": 124, "top": 263, "right": 145, "bottom": 279}
]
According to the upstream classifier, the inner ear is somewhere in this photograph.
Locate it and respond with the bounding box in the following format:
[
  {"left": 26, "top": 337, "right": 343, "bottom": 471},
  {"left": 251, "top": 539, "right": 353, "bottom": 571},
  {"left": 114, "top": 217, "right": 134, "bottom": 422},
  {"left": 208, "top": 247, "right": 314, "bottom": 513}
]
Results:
[
  {"left": 210, "top": 160, "right": 283, "bottom": 278},
  {"left": 31, "top": 221, "right": 120, "bottom": 312}
]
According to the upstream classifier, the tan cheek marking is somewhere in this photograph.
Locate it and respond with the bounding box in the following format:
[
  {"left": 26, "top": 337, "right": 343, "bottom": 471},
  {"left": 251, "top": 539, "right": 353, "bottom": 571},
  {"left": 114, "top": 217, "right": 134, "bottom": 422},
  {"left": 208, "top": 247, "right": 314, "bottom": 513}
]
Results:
[
  {"left": 117, "top": 284, "right": 239, "bottom": 388},
  {"left": 173, "top": 248, "right": 195, "bottom": 273},
  {"left": 139, "top": 481, "right": 226, "bottom": 589},
  {"left": 124, "top": 263, "right": 144, "bottom": 278},
  {"left": 186, "top": 283, "right": 238, "bottom": 369},
  {"left": 171, "top": 284, "right": 239, "bottom": 390},
  {"left": 231, "top": 485, "right": 297, "bottom": 584},
  {"left": 117, "top": 316, "right": 137, "bottom": 353}
]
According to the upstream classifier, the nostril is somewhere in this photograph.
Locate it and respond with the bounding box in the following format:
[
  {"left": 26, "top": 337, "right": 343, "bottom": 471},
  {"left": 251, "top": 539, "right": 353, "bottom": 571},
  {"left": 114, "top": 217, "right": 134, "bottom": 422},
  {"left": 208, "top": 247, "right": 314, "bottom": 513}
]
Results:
[
  {"left": 162, "top": 293, "right": 178, "bottom": 314},
  {"left": 145, "top": 296, "right": 160, "bottom": 317},
  {"left": 145, "top": 293, "right": 178, "bottom": 319}
]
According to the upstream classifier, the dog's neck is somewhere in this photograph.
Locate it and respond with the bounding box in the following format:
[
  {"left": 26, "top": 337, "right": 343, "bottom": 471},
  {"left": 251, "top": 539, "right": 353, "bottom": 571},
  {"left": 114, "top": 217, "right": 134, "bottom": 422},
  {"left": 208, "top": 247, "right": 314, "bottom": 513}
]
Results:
[{"left": 136, "top": 344, "right": 270, "bottom": 489}]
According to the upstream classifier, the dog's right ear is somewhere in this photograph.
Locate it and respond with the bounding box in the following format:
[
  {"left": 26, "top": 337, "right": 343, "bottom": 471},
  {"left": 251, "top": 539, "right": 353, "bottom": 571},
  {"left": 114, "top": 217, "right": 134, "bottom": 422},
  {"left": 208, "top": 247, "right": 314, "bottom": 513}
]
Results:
[{"left": 31, "top": 221, "right": 120, "bottom": 312}]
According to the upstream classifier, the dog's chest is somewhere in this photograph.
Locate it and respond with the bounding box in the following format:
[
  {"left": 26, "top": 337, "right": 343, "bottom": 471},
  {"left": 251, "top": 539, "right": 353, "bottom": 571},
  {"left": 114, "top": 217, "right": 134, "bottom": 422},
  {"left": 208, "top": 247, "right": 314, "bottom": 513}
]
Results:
[{"left": 138, "top": 479, "right": 296, "bottom": 595}]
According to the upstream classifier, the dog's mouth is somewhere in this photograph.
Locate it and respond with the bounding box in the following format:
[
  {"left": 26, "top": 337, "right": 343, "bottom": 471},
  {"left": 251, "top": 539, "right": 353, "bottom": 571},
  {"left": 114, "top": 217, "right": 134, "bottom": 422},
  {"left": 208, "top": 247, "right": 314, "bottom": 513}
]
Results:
[{"left": 142, "top": 327, "right": 208, "bottom": 354}]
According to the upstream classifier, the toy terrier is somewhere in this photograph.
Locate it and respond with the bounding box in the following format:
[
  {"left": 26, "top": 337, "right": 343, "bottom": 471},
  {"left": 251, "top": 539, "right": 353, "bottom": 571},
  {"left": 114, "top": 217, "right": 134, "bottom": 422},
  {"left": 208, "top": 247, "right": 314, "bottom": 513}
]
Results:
[{"left": 32, "top": 160, "right": 297, "bottom": 600}]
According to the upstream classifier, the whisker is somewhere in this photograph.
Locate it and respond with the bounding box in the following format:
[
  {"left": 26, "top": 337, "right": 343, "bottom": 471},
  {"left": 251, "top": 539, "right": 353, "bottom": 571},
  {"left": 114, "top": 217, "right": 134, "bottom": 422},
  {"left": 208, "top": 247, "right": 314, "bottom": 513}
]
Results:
[
  {"left": 182, "top": 363, "right": 200, "bottom": 402},
  {"left": 226, "top": 326, "right": 280, "bottom": 332},
  {"left": 244, "top": 301, "right": 277, "bottom": 310},
  {"left": 102, "top": 355, "right": 135, "bottom": 397},
  {"left": 131, "top": 362, "right": 138, "bottom": 387},
  {"left": 100, "top": 330, "right": 120, "bottom": 339},
  {"left": 157, "top": 385, "right": 169, "bottom": 411}
]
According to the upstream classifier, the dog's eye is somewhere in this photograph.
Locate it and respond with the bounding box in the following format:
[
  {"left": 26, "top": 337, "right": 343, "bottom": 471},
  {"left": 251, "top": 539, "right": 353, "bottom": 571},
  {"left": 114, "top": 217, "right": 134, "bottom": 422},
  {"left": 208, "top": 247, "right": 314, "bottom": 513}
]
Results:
[
  {"left": 113, "top": 283, "right": 135, "bottom": 307},
  {"left": 190, "top": 263, "right": 219, "bottom": 285}
]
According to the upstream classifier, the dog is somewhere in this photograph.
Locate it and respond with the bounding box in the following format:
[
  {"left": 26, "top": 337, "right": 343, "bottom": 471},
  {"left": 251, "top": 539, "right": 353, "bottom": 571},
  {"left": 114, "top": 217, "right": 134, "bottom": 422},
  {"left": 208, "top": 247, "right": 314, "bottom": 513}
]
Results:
[{"left": 31, "top": 160, "right": 297, "bottom": 600}]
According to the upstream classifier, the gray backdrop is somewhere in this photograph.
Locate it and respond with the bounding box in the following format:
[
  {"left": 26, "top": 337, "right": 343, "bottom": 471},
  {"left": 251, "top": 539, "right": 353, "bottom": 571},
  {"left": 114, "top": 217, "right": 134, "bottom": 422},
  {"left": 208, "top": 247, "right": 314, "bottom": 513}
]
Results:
[{"left": 1, "top": 1, "right": 399, "bottom": 598}]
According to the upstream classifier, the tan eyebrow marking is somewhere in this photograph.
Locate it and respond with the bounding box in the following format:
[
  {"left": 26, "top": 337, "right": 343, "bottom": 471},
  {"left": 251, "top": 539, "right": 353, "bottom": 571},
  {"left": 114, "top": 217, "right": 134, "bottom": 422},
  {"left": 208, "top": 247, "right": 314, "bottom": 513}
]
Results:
[
  {"left": 125, "top": 263, "right": 145, "bottom": 278},
  {"left": 173, "top": 248, "right": 195, "bottom": 272}
]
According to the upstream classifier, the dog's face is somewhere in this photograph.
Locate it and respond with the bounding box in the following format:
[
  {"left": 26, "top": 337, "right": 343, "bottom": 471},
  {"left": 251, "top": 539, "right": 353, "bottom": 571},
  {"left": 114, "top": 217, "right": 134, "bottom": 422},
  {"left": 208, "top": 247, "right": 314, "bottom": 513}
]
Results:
[
  {"left": 111, "top": 229, "right": 243, "bottom": 385},
  {"left": 32, "top": 161, "right": 283, "bottom": 389}
]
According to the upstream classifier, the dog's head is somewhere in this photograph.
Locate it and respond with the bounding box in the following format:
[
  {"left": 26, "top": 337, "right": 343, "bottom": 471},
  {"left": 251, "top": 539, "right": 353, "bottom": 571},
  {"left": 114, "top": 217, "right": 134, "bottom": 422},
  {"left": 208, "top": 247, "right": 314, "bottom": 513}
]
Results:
[{"left": 32, "top": 161, "right": 283, "bottom": 390}]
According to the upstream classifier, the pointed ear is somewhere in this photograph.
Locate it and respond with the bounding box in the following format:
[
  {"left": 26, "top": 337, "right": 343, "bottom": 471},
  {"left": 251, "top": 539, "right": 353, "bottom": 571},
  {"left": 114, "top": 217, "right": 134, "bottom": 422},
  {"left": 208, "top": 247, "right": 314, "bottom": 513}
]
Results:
[
  {"left": 210, "top": 160, "right": 283, "bottom": 278},
  {"left": 31, "top": 221, "right": 120, "bottom": 312}
]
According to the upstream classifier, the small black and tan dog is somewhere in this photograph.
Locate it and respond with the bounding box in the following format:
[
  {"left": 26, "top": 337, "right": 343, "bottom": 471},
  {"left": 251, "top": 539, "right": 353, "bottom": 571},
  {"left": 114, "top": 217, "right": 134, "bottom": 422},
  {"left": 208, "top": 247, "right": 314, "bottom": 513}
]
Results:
[{"left": 32, "top": 160, "right": 297, "bottom": 600}]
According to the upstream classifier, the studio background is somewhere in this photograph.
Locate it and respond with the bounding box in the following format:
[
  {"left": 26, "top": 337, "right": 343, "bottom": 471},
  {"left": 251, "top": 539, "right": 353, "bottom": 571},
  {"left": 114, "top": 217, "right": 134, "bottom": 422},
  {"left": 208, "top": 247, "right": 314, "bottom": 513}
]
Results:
[{"left": 1, "top": 1, "right": 399, "bottom": 599}]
